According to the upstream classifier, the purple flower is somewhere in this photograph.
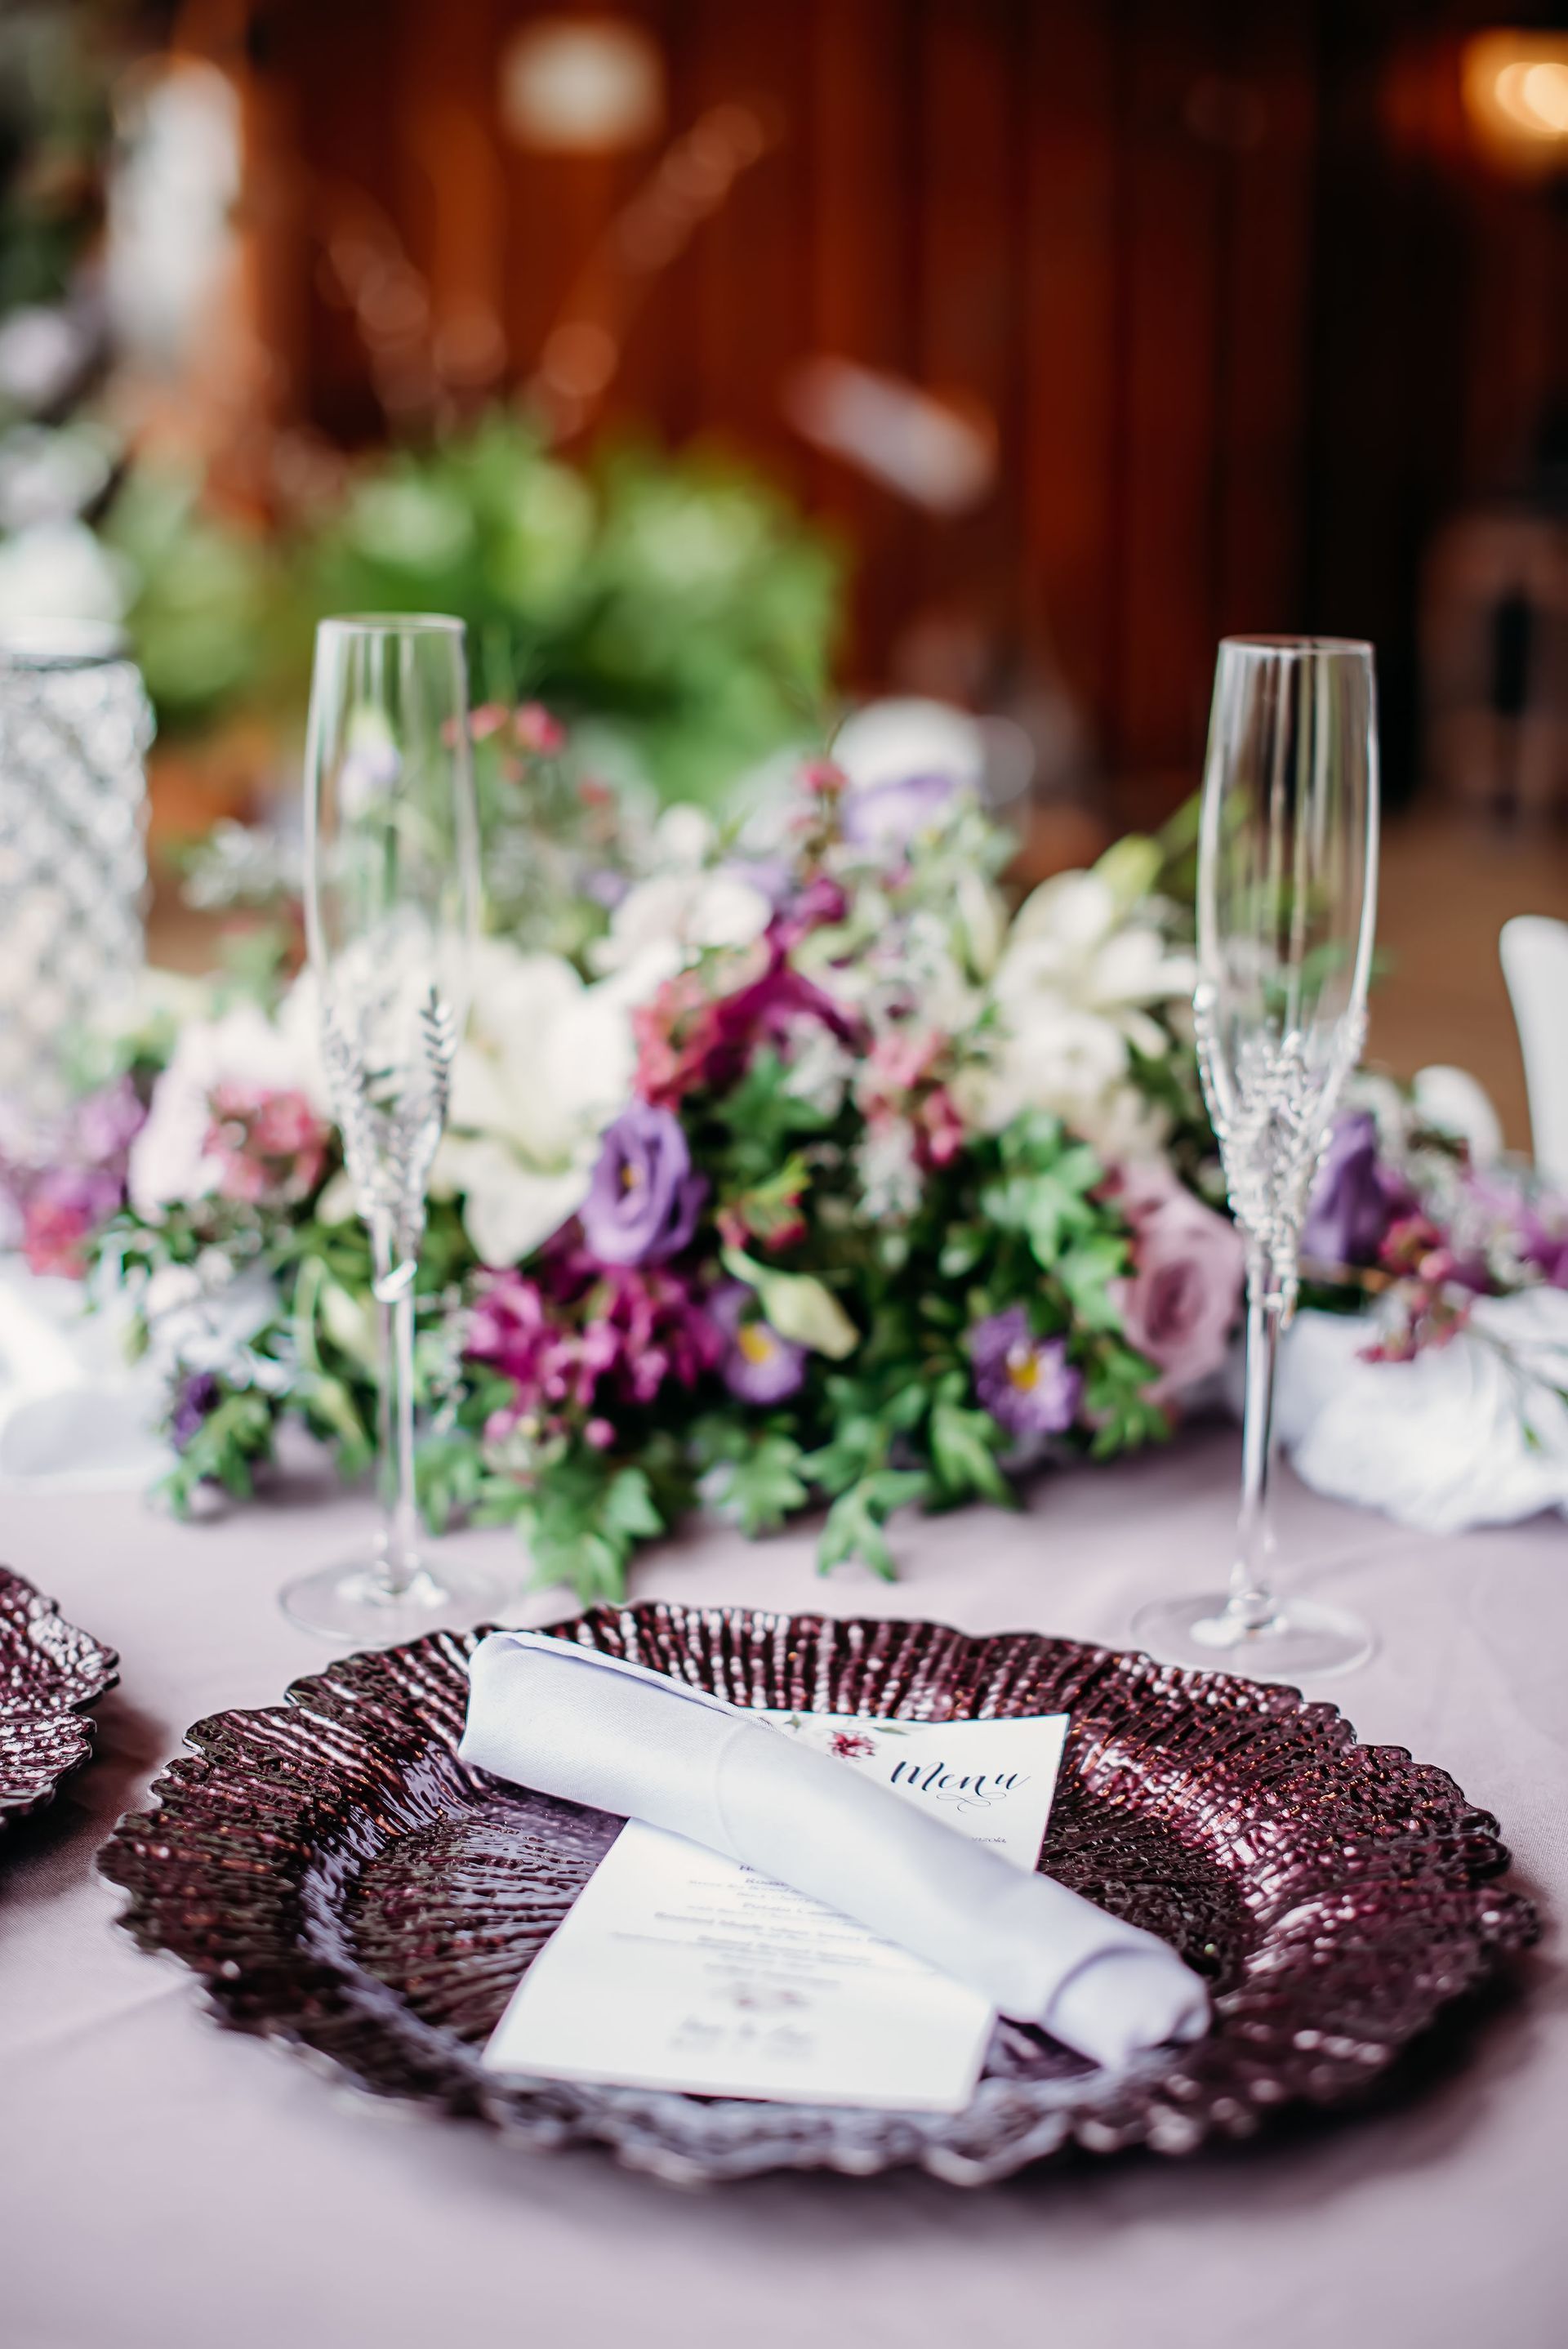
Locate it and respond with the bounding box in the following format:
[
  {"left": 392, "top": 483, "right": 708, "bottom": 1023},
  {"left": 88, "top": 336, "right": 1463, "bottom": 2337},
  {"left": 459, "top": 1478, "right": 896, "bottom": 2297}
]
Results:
[
  {"left": 71, "top": 1076, "right": 146, "bottom": 1165},
  {"left": 1302, "top": 1112, "right": 1410, "bottom": 1268},
  {"left": 579, "top": 1103, "right": 707, "bottom": 1267},
  {"left": 171, "top": 1371, "right": 220, "bottom": 1449},
  {"left": 582, "top": 868, "right": 630, "bottom": 911},
  {"left": 841, "top": 770, "right": 959, "bottom": 848},
  {"left": 1112, "top": 1161, "right": 1247, "bottom": 1402},
  {"left": 710, "top": 1280, "right": 807, "bottom": 1402},
  {"left": 1524, "top": 1215, "right": 1568, "bottom": 1287},
  {"left": 969, "top": 1306, "right": 1081, "bottom": 1436}
]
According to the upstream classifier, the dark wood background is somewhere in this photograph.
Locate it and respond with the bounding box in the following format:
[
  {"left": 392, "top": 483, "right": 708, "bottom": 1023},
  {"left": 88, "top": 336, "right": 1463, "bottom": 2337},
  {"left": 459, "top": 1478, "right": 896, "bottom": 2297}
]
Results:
[{"left": 253, "top": 0, "right": 1568, "bottom": 816}]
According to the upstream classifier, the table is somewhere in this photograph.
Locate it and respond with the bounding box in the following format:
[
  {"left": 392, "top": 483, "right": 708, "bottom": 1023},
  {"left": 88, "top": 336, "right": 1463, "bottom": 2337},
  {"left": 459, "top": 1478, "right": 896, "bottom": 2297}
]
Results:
[{"left": 2, "top": 1423, "right": 1562, "bottom": 2349}]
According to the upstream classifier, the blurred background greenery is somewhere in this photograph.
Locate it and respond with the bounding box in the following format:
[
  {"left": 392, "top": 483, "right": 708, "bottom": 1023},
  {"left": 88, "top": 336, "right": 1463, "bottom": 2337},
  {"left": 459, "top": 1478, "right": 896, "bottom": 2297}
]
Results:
[{"left": 0, "top": 2, "right": 842, "bottom": 813}]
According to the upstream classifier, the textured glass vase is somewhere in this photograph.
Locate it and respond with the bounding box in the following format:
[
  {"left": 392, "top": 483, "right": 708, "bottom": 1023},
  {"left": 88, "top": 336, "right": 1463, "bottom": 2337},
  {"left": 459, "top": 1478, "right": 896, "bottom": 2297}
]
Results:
[{"left": 0, "top": 623, "right": 154, "bottom": 1127}]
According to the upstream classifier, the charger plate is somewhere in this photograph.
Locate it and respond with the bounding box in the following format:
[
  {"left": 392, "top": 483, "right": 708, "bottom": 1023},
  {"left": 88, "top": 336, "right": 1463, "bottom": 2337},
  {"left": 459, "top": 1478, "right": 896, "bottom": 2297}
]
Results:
[
  {"left": 1, "top": 1565, "right": 118, "bottom": 1830},
  {"left": 99, "top": 1602, "right": 1535, "bottom": 2186}
]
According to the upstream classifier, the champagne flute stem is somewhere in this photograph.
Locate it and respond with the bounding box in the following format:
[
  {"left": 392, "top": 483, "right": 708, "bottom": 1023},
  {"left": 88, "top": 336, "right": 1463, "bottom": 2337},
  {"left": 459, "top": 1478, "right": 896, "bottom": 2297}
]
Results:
[
  {"left": 1229, "top": 1267, "right": 1285, "bottom": 1629},
  {"left": 371, "top": 1222, "right": 421, "bottom": 1600}
]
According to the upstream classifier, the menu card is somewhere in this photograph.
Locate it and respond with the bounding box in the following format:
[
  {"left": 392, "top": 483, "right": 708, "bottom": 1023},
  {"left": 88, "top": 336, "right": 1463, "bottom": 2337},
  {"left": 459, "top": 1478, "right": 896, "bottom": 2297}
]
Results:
[{"left": 482, "top": 1708, "right": 1069, "bottom": 2112}]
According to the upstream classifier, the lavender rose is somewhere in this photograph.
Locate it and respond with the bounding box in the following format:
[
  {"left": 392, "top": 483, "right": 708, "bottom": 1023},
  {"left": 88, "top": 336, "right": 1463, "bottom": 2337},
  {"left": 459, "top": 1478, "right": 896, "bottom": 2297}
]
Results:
[
  {"left": 710, "top": 1280, "right": 807, "bottom": 1403},
  {"left": 969, "top": 1306, "right": 1081, "bottom": 1436},
  {"left": 580, "top": 1103, "right": 706, "bottom": 1267},
  {"left": 1302, "top": 1111, "right": 1410, "bottom": 1268},
  {"left": 1113, "top": 1163, "right": 1246, "bottom": 1403}
]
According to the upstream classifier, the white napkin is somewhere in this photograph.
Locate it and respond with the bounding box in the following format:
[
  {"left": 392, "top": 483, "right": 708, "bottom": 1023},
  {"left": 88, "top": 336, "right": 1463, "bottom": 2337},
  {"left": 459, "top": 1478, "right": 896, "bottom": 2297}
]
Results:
[{"left": 460, "top": 1629, "right": 1210, "bottom": 2072}]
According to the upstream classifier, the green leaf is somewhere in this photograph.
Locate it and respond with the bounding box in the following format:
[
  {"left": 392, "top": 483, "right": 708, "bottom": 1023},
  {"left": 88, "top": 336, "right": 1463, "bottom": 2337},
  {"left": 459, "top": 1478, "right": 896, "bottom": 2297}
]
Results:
[
  {"left": 719, "top": 1152, "right": 813, "bottom": 1250},
  {"left": 158, "top": 1386, "right": 277, "bottom": 1513},
  {"left": 929, "top": 1399, "right": 1013, "bottom": 1506},
  {"left": 515, "top": 1455, "right": 666, "bottom": 1602},
  {"left": 815, "top": 1469, "right": 932, "bottom": 1580},
  {"left": 1093, "top": 832, "right": 1161, "bottom": 912},
  {"left": 1081, "top": 1339, "right": 1170, "bottom": 1456},
  {"left": 702, "top": 1432, "right": 810, "bottom": 1537},
  {"left": 938, "top": 1224, "right": 987, "bottom": 1279},
  {"left": 1057, "top": 1234, "right": 1131, "bottom": 1331}
]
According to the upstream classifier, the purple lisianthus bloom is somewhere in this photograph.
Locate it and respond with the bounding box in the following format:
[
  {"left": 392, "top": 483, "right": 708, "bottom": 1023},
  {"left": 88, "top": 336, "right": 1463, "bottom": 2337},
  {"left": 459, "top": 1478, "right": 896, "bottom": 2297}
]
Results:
[
  {"left": 1302, "top": 1112, "right": 1410, "bottom": 1268},
  {"left": 969, "top": 1306, "right": 1080, "bottom": 1436},
  {"left": 1524, "top": 1213, "right": 1568, "bottom": 1287},
  {"left": 171, "top": 1371, "right": 220, "bottom": 1449},
  {"left": 840, "top": 769, "right": 959, "bottom": 847},
  {"left": 710, "top": 1279, "right": 807, "bottom": 1403},
  {"left": 580, "top": 1103, "right": 707, "bottom": 1267}
]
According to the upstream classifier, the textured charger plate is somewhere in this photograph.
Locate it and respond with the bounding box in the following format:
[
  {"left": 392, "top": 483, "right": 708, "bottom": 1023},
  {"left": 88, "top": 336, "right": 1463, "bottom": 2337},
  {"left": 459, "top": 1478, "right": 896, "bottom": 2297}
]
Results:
[
  {"left": 1, "top": 1564, "right": 119, "bottom": 1829},
  {"left": 100, "top": 1603, "right": 1535, "bottom": 2185}
]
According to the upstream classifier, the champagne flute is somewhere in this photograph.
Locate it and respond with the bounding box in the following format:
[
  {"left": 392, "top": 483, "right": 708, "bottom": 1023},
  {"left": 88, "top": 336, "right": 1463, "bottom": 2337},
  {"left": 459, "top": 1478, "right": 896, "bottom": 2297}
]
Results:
[
  {"left": 1133, "top": 636, "right": 1380, "bottom": 1678},
  {"left": 281, "top": 615, "right": 506, "bottom": 1642}
]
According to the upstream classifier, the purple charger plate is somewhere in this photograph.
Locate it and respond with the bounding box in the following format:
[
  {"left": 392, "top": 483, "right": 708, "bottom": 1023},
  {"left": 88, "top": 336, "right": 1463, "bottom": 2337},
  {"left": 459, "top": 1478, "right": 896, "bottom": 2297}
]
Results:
[
  {"left": 1, "top": 1563, "right": 119, "bottom": 1830},
  {"left": 99, "top": 1602, "right": 1536, "bottom": 2185}
]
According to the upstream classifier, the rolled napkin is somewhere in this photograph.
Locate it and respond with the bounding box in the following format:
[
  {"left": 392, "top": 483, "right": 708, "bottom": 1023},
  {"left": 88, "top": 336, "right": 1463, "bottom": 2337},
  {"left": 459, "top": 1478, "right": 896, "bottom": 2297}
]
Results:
[{"left": 460, "top": 1629, "right": 1209, "bottom": 2072}]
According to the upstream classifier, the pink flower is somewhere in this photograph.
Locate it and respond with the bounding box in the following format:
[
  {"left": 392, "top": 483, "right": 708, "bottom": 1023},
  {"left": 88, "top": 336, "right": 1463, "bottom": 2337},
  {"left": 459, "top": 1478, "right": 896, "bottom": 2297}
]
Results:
[
  {"left": 633, "top": 943, "right": 853, "bottom": 1108},
  {"left": 1111, "top": 1162, "right": 1246, "bottom": 1402},
  {"left": 21, "top": 1166, "right": 122, "bottom": 1277},
  {"left": 466, "top": 1255, "right": 724, "bottom": 1439},
  {"left": 514, "top": 702, "right": 567, "bottom": 755},
  {"left": 204, "top": 1085, "right": 330, "bottom": 1207},
  {"left": 918, "top": 1085, "right": 965, "bottom": 1168}
]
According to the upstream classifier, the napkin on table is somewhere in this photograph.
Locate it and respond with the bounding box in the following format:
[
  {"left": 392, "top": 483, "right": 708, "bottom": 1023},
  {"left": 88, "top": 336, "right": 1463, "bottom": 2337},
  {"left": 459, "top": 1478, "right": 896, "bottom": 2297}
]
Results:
[{"left": 460, "top": 1629, "right": 1210, "bottom": 2073}]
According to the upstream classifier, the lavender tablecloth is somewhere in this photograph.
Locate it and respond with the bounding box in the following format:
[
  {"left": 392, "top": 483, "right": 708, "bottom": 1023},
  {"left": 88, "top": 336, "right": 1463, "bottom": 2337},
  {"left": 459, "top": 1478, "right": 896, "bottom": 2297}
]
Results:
[{"left": 1, "top": 1422, "right": 1561, "bottom": 2349}]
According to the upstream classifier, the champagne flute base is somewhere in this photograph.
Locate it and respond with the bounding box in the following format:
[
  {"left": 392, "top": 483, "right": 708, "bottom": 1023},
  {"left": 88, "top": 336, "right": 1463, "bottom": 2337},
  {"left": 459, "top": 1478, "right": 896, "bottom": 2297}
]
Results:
[
  {"left": 281, "top": 1554, "right": 510, "bottom": 1646},
  {"left": 1131, "top": 1593, "right": 1375, "bottom": 1681}
]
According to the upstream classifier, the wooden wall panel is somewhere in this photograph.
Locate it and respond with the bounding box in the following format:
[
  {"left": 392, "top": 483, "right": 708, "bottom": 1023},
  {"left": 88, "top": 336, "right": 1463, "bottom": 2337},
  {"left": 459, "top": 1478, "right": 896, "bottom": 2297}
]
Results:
[
  {"left": 1021, "top": 0, "right": 1121, "bottom": 733},
  {"left": 807, "top": 0, "right": 922, "bottom": 676},
  {"left": 1211, "top": 0, "right": 1317, "bottom": 637},
  {"left": 1115, "top": 0, "right": 1227, "bottom": 782},
  {"left": 263, "top": 0, "right": 1567, "bottom": 811},
  {"left": 912, "top": 0, "right": 1023, "bottom": 639}
]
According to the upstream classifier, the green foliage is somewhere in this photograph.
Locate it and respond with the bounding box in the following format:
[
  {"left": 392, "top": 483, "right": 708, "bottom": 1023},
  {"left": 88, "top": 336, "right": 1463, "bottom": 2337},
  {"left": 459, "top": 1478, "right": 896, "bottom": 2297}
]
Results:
[
  {"left": 160, "top": 1387, "right": 278, "bottom": 1515},
  {"left": 506, "top": 1453, "right": 667, "bottom": 1603},
  {"left": 817, "top": 1472, "right": 934, "bottom": 1580},
  {"left": 693, "top": 1421, "right": 811, "bottom": 1538},
  {"left": 100, "top": 463, "right": 281, "bottom": 729},
  {"left": 287, "top": 417, "right": 842, "bottom": 803}
]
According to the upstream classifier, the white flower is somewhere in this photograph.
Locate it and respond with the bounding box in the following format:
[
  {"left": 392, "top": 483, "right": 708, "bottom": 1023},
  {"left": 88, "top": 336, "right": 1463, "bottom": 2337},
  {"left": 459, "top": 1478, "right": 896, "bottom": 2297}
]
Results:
[
  {"left": 128, "top": 996, "right": 322, "bottom": 1218},
  {"left": 435, "top": 940, "right": 635, "bottom": 1266},
  {"left": 653, "top": 801, "right": 717, "bottom": 868},
  {"left": 780, "top": 1016, "right": 853, "bottom": 1117},
  {"left": 855, "top": 1120, "right": 924, "bottom": 1222},
  {"left": 959, "top": 867, "right": 1192, "bottom": 1145},
  {"left": 1277, "top": 1290, "right": 1568, "bottom": 1536},
  {"left": 996, "top": 872, "right": 1193, "bottom": 1051},
  {"left": 591, "top": 862, "right": 773, "bottom": 985},
  {"left": 143, "top": 1259, "right": 283, "bottom": 1385}
]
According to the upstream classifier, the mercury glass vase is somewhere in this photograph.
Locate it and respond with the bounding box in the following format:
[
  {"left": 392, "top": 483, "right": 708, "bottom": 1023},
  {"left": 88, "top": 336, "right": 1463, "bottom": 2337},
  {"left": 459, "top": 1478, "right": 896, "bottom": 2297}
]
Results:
[{"left": 0, "top": 622, "right": 154, "bottom": 1128}]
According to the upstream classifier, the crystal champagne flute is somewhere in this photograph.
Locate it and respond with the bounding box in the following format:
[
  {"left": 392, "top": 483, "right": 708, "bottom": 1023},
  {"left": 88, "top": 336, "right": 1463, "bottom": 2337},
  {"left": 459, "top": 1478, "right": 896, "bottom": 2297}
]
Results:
[
  {"left": 281, "top": 615, "right": 506, "bottom": 1642},
  {"left": 1134, "top": 636, "right": 1380, "bottom": 1678}
]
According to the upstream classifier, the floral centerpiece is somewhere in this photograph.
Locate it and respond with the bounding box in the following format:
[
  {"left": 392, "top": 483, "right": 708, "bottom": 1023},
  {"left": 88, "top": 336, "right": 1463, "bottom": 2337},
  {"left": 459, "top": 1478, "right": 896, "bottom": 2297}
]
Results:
[{"left": 8, "top": 724, "right": 1250, "bottom": 1598}]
